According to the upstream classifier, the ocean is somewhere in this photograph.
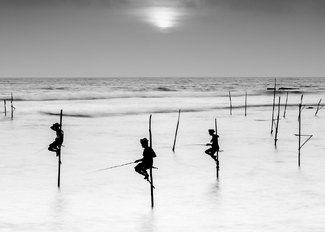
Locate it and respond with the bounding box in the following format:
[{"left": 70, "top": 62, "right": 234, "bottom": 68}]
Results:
[{"left": 1, "top": 77, "right": 325, "bottom": 232}]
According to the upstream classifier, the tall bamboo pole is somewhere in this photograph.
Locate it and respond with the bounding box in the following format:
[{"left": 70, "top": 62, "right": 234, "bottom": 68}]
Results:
[
  {"left": 283, "top": 92, "right": 289, "bottom": 118},
  {"left": 215, "top": 118, "right": 219, "bottom": 179},
  {"left": 11, "top": 93, "right": 14, "bottom": 119},
  {"left": 149, "top": 114, "right": 154, "bottom": 208},
  {"left": 245, "top": 91, "right": 247, "bottom": 116},
  {"left": 315, "top": 99, "right": 322, "bottom": 116},
  {"left": 298, "top": 101, "right": 301, "bottom": 167},
  {"left": 295, "top": 95, "right": 313, "bottom": 167},
  {"left": 58, "top": 109, "right": 63, "bottom": 188},
  {"left": 172, "top": 109, "right": 181, "bottom": 152},
  {"left": 271, "top": 78, "right": 276, "bottom": 134},
  {"left": 4, "top": 100, "right": 6, "bottom": 116},
  {"left": 229, "top": 91, "right": 232, "bottom": 115},
  {"left": 275, "top": 97, "right": 281, "bottom": 146}
]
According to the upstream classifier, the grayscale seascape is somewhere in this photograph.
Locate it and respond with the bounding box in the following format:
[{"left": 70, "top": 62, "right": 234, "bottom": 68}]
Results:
[
  {"left": 1, "top": 77, "right": 325, "bottom": 232},
  {"left": 1, "top": 0, "right": 325, "bottom": 231}
]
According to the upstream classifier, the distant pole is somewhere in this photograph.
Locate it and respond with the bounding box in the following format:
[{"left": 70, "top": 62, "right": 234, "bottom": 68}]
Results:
[
  {"left": 245, "top": 91, "right": 247, "bottom": 116},
  {"left": 283, "top": 92, "right": 289, "bottom": 118},
  {"left": 215, "top": 118, "right": 219, "bottom": 179},
  {"left": 271, "top": 78, "right": 276, "bottom": 134},
  {"left": 274, "top": 96, "right": 281, "bottom": 146},
  {"left": 11, "top": 93, "right": 14, "bottom": 119},
  {"left": 149, "top": 114, "right": 154, "bottom": 208},
  {"left": 58, "top": 109, "right": 63, "bottom": 188},
  {"left": 229, "top": 91, "right": 232, "bottom": 115},
  {"left": 149, "top": 115, "right": 152, "bottom": 148},
  {"left": 295, "top": 95, "right": 313, "bottom": 167},
  {"left": 315, "top": 99, "right": 323, "bottom": 116},
  {"left": 4, "top": 100, "right": 6, "bottom": 116},
  {"left": 298, "top": 101, "right": 301, "bottom": 167},
  {"left": 172, "top": 109, "right": 181, "bottom": 152}
]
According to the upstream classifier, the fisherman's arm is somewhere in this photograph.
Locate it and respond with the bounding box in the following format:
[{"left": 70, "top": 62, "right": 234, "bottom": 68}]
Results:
[{"left": 135, "top": 158, "right": 143, "bottom": 163}]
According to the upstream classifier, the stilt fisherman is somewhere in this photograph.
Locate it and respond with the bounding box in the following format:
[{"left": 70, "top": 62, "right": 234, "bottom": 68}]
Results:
[
  {"left": 205, "top": 129, "right": 219, "bottom": 160},
  {"left": 135, "top": 138, "right": 156, "bottom": 180},
  {"left": 48, "top": 123, "right": 64, "bottom": 156}
]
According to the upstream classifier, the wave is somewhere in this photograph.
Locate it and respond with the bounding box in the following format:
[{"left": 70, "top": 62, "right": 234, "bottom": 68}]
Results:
[
  {"left": 39, "top": 103, "right": 307, "bottom": 118},
  {"left": 154, "top": 87, "right": 176, "bottom": 92},
  {"left": 1, "top": 81, "right": 324, "bottom": 102},
  {"left": 39, "top": 87, "right": 68, "bottom": 91},
  {"left": 2, "top": 91, "right": 230, "bottom": 102},
  {"left": 40, "top": 107, "right": 208, "bottom": 118}
]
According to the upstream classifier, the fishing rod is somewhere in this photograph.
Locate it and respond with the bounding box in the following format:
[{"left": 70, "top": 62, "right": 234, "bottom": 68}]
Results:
[{"left": 88, "top": 161, "right": 136, "bottom": 174}]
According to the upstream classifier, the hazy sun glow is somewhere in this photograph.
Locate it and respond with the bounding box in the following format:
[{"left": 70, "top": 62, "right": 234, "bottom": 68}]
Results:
[{"left": 144, "top": 6, "right": 183, "bottom": 31}]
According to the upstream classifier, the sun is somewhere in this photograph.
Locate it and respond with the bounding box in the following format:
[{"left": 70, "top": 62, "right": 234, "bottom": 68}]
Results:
[
  {"left": 150, "top": 7, "right": 175, "bottom": 29},
  {"left": 144, "top": 6, "right": 182, "bottom": 31}
]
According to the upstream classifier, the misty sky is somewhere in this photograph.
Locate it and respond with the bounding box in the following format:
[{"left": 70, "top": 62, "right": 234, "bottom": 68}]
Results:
[{"left": 1, "top": 0, "right": 325, "bottom": 78}]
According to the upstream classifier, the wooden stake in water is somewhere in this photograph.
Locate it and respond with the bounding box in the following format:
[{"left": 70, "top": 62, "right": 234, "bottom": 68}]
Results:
[
  {"left": 298, "top": 100, "right": 302, "bottom": 166},
  {"left": 172, "top": 109, "right": 181, "bottom": 152},
  {"left": 270, "top": 78, "right": 276, "bottom": 134},
  {"left": 215, "top": 118, "right": 220, "bottom": 179},
  {"left": 295, "top": 95, "right": 313, "bottom": 167},
  {"left": 4, "top": 100, "right": 6, "bottom": 116},
  {"left": 274, "top": 96, "right": 281, "bottom": 146},
  {"left": 11, "top": 93, "right": 14, "bottom": 119},
  {"left": 245, "top": 91, "right": 247, "bottom": 116},
  {"left": 315, "top": 99, "right": 323, "bottom": 116},
  {"left": 58, "top": 109, "right": 63, "bottom": 188},
  {"left": 229, "top": 91, "right": 232, "bottom": 115},
  {"left": 283, "top": 92, "right": 289, "bottom": 118},
  {"left": 149, "top": 114, "right": 154, "bottom": 208}
]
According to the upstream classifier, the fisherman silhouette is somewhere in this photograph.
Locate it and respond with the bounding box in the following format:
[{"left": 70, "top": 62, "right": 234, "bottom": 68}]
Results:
[
  {"left": 135, "top": 138, "right": 156, "bottom": 181},
  {"left": 48, "top": 123, "right": 64, "bottom": 156},
  {"left": 205, "top": 129, "right": 219, "bottom": 160}
]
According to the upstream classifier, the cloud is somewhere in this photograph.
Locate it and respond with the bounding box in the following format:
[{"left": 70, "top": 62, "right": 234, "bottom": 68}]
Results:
[
  {"left": 214, "top": 0, "right": 325, "bottom": 14},
  {"left": 2, "top": 0, "right": 325, "bottom": 15}
]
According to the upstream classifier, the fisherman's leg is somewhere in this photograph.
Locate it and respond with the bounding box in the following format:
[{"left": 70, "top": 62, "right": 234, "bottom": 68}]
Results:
[
  {"left": 210, "top": 150, "right": 218, "bottom": 160},
  {"left": 135, "top": 163, "right": 147, "bottom": 177},
  {"left": 48, "top": 143, "right": 57, "bottom": 152},
  {"left": 205, "top": 148, "right": 213, "bottom": 156},
  {"left": 142, "top": 164, "right": 152, "bottom": 180},
  {"left": 142, "top": 171, "right": 149, "bottom": 180}
]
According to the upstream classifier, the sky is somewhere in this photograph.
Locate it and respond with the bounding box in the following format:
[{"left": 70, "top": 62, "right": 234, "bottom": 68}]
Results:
[{"left": 1, "top": 0, "right": 325, "bottom": 78}]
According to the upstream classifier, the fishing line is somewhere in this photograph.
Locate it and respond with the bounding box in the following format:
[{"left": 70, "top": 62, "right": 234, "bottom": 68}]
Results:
[
  {"left": 86, "top": 161, "right": 136, "bottom": 174},
  {"left": 30, "top": 146, "right": 48, "bottom": 156}
]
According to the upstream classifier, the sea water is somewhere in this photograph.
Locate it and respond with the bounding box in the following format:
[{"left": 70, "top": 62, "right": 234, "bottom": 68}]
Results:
[{"left": 1, "top": 77, "right": 325, "bottom": 232}]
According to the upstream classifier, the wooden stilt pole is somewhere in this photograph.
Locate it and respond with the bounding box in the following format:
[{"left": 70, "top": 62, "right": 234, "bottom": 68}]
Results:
[
  {"left": 215, "top": 118, "right": 219, "bottom": 179},
  {"left": 229, "top": 91, "right": 232, "bottom": 115},
  {"left": 275, "top": 96, "right": 281, "bottom": 146},
  {"left": 298, "top": 95, "right": 303, "bottom": 167},
  {"left": 315, "top": 99, "right": 322, "bottom": 116},
  {"left": 172, "top": 109, "right": 181, "bottom": 152},
  {"left": 298, "top": 101, "right": 301, "bottom": 167},
  {"left": 11, "top": 93, "right": 14, "bottom": 119},
  {"left": 58, "top": 109, "right": 63, "bottom": 188},
  {"left": 245, "top": 91, "right": 247, "bottom": 116},
  {"left": 149, "top": 114, "right": 154, "bottom": 208},
  {"left": 4, "top": 100, "right": 6, "bottom": 116},
  {"left": 283, "top": 92, "right": 289, "bottom": 118},
  {"left": 271, "top": 78, "right": 276, "bottom": 134},
  {"left": 295, "top": 95, "right": 313, "bottom": 167}
]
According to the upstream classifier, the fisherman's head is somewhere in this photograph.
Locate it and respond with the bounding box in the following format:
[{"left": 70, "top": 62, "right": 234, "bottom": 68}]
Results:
[
  {"left": 208, "top": 129, "right": 215, "bottom": 135},
  {"left": 140, "top": 138, "right": 149, "bottom": 147},
  {"left": 50, "top": 123, "right": 60, "bottom": 131}
]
